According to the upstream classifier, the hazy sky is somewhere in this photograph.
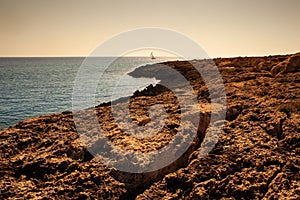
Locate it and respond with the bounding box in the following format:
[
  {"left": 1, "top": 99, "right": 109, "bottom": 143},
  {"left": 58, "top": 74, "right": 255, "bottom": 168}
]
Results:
[{"left": 0, "top": 0, "right": 299, "bottom": 57}]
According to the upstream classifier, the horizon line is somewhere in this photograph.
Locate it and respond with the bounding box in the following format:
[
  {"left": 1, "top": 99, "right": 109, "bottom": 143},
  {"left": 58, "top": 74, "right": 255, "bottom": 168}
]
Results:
[{"left": 0, "top": 51, "right": 297, "bottom": 59}]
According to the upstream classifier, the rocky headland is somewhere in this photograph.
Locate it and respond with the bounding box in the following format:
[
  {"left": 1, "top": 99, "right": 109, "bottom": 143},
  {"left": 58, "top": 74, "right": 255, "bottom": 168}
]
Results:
[{"left": 1, "top": 53, "right": 299, "bottom": 199}]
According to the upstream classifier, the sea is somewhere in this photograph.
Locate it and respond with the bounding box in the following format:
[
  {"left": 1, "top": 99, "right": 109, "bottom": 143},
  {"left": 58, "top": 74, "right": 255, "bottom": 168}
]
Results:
[{"left": 0, "top": 57, "right": 177, "bottom": 129}]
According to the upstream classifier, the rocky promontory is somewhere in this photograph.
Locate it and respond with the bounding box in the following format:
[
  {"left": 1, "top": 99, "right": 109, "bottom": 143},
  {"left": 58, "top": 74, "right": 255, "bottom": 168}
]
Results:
[{"left": 1, "top": 53, "right": 299, "bottom": 199}]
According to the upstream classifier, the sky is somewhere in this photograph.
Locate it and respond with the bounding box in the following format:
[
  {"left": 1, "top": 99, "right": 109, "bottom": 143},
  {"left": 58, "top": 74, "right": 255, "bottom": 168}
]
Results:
[{"left": 0, "top": 0, "right": 299, "bottom": 57}]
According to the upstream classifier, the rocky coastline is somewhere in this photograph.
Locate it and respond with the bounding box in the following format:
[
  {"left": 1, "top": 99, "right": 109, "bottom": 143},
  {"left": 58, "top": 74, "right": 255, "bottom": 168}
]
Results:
[{"left": 1, "top": 53, "right": 299, "bottom": 199}]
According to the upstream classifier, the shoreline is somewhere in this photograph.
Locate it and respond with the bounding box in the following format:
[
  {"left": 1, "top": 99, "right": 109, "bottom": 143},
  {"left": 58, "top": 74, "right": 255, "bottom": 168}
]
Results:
[
  {"left": 0, "top": 57, "right": 175, "bottom": 130},
  {"left": 1, "top": 53, "right": 299, "bottom": 199},
  {"left": 0, "top": 53, "right": 294, "bottom": 130}
]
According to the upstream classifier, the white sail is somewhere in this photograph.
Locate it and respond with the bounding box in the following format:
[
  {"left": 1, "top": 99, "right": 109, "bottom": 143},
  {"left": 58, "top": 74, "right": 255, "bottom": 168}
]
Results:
[{"left": 150, "top": 52, "right": 156, "bottom": 59}]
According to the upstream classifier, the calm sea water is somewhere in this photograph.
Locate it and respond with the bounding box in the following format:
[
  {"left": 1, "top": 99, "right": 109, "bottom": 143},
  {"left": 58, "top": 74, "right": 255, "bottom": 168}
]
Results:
[{"left": 0, "top": 57, "right": 174, "bottom": 129}]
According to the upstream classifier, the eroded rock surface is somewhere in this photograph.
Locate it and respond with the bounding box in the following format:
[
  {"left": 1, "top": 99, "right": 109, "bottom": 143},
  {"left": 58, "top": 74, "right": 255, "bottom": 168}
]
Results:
[{"left": 1, "top": 53, "right": 299, "bottom": 199}]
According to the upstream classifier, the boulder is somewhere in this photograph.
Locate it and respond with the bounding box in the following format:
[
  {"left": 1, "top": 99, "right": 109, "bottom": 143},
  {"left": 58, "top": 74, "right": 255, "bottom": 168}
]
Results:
[{"left": 271, "top": 53, "right": 300, "bottom": 76}]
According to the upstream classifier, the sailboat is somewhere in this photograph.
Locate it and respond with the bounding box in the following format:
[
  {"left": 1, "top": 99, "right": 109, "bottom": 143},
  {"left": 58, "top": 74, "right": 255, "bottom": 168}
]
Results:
[{"left": 150, "top": 52, "right": 156, "bottom": 59}]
